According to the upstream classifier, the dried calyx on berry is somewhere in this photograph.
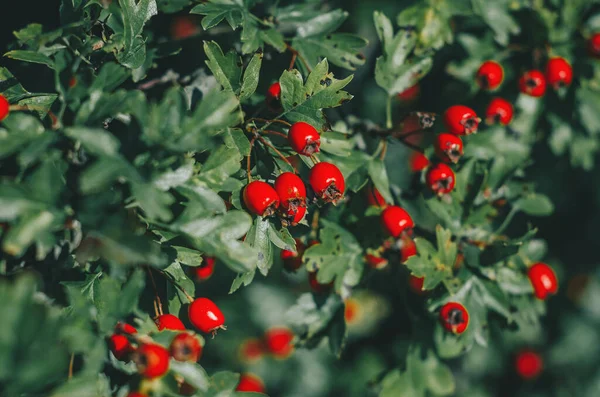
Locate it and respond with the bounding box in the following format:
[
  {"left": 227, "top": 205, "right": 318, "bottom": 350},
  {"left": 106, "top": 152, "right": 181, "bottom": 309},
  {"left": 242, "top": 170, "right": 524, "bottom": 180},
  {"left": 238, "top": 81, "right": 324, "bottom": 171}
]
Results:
[
  {"left": 243, "top": 180, "right": 280, "bottom": 217},
  {"left": 439, "top": 302, "right": 469, "bottom": 334},
  {"left": 434, "top": 133, "right": 464, "bottom": 164},
  {"left": 444, "top": 105, "right": 480, "bottom": 135},
  {"left": 309, "top": 162, "right": 345, "bottom": 204},
  {"left": 426, "top": 163, "right": 456, "bottom": 196},
  {"left": 275, "top": 172, "right": 307, "bottom": 226}
]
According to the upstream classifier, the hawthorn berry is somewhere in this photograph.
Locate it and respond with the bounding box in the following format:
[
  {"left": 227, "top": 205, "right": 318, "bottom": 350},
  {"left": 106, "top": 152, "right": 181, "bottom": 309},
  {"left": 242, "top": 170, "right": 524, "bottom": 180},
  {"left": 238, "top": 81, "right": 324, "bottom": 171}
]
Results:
[
  {"left": 397, "top": 84, "right": 420, "bottom": 102},
  {"left": 170, "top": 16, "right": 198, "bottom": 40},
  {"left": 236, "top": 373, "right": 266, "bottom": 393},
  {"left": 434, "top": 133, "right": 464, "bottom": 164},
  {"left": 195, "top": 256, "right": 215, "bottom": 281},
  {"left": 515, "top": 349, "right": 543, "bottom": 380},
  {"left": 365, "top": 185, "right": 387, "bottom": 207},
  {"left": 170, "top": 332, "right": 202, "bottom": 362},
  {"left": 0, "top": 95, "right": 9, "bottom": 122},
  {"left": 109, "top": 322, "right": 137, "bottom": 360},
  {"left": 588, "top": 33, "right": 600, "bottom": 58},
  {"left": 439, "top": 302, "right": 469, "bottom": 334},
  {"left": 400, "top": 236, "right": 417, "bottom": 263},
  {"left": 281, "top": 239, "right": 305, "bottom": 272},
  {"left": 409, "top": 152, "right": 430, "bottom": 172},
  {"left": 264, "top": 327, "right": 294, "bottom": 359},
  {"left": 133, "top": 343, "right": 170, "bottom": 379},
  {"left": 444, "top": 105, "right": 480, "bottom": 135},
  {"left": 426, "top": 163, "right": 456, "bottom": 196},
  {"left": 239, "top": 338, "right": 264, "bottom": 363},
  {"left": 519, "top": 70, "right": 547, "bottom": 97},
  {"left": 280, "top": 204, "right": 306, "bottom": 226},
  {"left": 381, "top": 206, "right": 414, "bottom": 238},
  {"left": 486, "top": 97, "right": 514, "bottom": 125},
  {"left": 408, "top": 275, "right": 425, "bottom": 295},
  {"left": 243, "top": 181, "right": 280, "bottom": 217},
  {"left": 274, "top": 172, "right": 306, "bottom": 222},
  {"left": 308, "top": 271, "right": 333, "bottom": 294},
  {"left": 266, "top": 82, "right": 282, "bottom": 112},
  {"left": 288, "top": 121, "right": 321, "bottom": 156},
  {"left": 476, "top": 60, "right": 504, "bottom": 90},
  {"left": 188, "top": 297, "right": 226, "bottom": 334},
  {"left": 309, "top": 162, "right": 345, "bottom": 203},
  {"left": 545, "top": 57, "right": 573, "bottom": 89},
  {"left": 366, "top": 253, "right": 389, "bottom": 269},
  {"left": 155, "top": 314, "right": 186, "bottom": 331},
  {"left": 528, "top": 262, "right": 558, "bottom": 300}
]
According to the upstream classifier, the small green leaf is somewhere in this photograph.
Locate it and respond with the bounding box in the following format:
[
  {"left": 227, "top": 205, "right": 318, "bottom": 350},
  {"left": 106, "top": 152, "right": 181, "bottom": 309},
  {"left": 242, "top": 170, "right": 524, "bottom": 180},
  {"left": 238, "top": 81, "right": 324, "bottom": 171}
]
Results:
[{"left": 239, "top": 52, "right": 263, "bottom": 100}]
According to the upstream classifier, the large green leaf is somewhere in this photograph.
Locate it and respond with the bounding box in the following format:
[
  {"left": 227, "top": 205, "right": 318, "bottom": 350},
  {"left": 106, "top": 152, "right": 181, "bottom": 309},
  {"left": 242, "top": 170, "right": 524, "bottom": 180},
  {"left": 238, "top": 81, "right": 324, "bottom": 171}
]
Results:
[{"left": 116, "top": 0, "right": 158, "bottom": 68}]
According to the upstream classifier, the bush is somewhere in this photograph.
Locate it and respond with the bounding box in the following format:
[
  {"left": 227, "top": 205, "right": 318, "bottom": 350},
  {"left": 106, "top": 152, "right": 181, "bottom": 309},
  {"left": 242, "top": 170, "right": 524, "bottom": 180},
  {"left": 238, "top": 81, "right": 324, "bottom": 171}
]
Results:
[{"left": 1, "top": 1, "right": 600, "bottom": 396}]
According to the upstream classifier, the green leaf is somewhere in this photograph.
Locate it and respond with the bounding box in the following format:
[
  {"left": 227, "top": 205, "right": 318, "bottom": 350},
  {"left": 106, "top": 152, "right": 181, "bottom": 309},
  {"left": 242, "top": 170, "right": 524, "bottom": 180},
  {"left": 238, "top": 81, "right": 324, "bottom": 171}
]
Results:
[
  {"left": 191, "top": 1, "right": 245, "bottom": 30},
  {"left": 4, "top": 50, "right": 55, "bottom": 69},
  {"left": 65, "top": 127, "right": 121, "bottom": 156},
  {"left": 471, "top": 0, "right": 520, "bottom": 45},
  {"left": 279, "top": 59, "right": 353, "bottom": 130},
  {"left": 514, "top": 194, "right": 554, "bottom": 216},
  {"left": 245, "top": 217, "right": 273, "bottom": 276},
  {"left": 239, "top": 52, "right": 263, "bottom": 100},
  {"left": 164, "top": 262, "right": 195, "bottom": 316},
  {"left": 203, "top": 41, "right": 243, "bottom": 93},
  {"left": 0, "top": 67, "right": 56, "bottom": 116},
  {"left": 2, "top": 211, "right": 56, "bottom": 256},
  {"left": 116, "top": 0, "right": 158, "bottom": 69},
  {"left": 169, "top": 361, "right": 210, "bottom": 392},
  {"left": 229, "top": 269, "right": 255, "bottom": 294},
  {"left": 367, "top": 159, "right": 393, "bottom": 204}
]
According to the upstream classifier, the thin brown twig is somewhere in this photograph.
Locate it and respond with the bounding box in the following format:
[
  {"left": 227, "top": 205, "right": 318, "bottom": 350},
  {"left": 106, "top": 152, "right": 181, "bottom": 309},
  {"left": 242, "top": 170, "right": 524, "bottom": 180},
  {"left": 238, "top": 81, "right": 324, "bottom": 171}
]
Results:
[
  {"left": 263, "top": 129, "right": 288, "bottom": 139},
  {"left": 379, "top": 140, "right": 388, "bottom": 161},
  {"left": 146, "top": 267, "right": 163, "bottom": 316},
  {"left": 289, "top": 51, "right": 298, "bottom": 70},
  {"left": 286, "top": 44, "right": 311, "bottom": 72},
  {"left": 248, "top": 117, "right": 291, "bottom": 127},
  {"left": 310, "top": 154, "right": 320, "bottom": 165},
  {"left": 159, "top": 270, "right": 194, "bottom": 303},
  {"left": 257, "top": 135, "right": 297, "bottom": 173},
  {"left": 68, "top": 353, "right": 74, "bottom": 379}
]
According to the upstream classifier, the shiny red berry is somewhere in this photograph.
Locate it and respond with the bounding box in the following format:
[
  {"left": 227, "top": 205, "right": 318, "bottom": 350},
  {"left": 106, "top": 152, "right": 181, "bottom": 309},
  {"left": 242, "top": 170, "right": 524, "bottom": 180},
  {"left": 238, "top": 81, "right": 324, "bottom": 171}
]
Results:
[
  {"left": 476, "top": 61, "right": 504, "bottom": 90},
  {"left": 266, "top": 82, "right": 282, "bottom": 112},
  {"left": 397, "top": 84, "right": 420, "bottom": 102},
  {"left": 519, "top": 70, "right": 546, "bottom": 97},
  {"left": 309, "top": 162, "right": 345, "bottom": 203},
  {"left": 308, "top": 271, "right": 333, "bottom": 294},
  {"left": 274, "top": 172, "right": 306, "bottom": 219},
  {"left": 188, "top": 297, "right": 226, "bottom": 334},
  {"left": 288, "top": 122, "right": 321, "bottom": 156},
  {"left": 134, "top": 343, "right": 170, "bottom": 379},
  {"left": 281, "top": 239, "right": 305, "bottom": 272},
  {"left": 365, "top": 185, "right": 387, "bottom": 207},
  {"left": 515, "top": 350, "right": 543, "bottom": 379},
  {"left": 400, "top": 236, "right": 417, "bottom": 263},
  {"left": 170, "top": 332, "right": 203, "bottom": 362},
  {"left": 545, "top": 57, "right": 573, "bottom": 89},
  {"left": 528, "top": 262, "right": 558, "bottom": 300},
  {"left": 439, "top": 302, "right": 469, "bottom": 334},
  {"left": 444, "top": 105, "right": 480, "bottom": 135},
  {"left": 434, "top": 133, "right": 463, "bottom": 164},
  {"left": 408, "top": 275, "right": 425, "bottom": 294},
  {"left": 426, "top": 163, "right": 456, "bottom": 196},
  {"left": 0, "top": 95, "right": 9, "bottom": 122},
  {"left": 195, "top": 256, "right": 215, "bottom": 281},
  {"left": 409, "top": 152, "right": 430, "bottom": 172},
  {"left": 588, "top": 33, "right": 600, "bottom": 58},
  {"left": 381, "top": 206, "right": 414, "bottom": 238},
  {"left": 365, "top": 253, "right": 389, "bottom": 269},
  {"left": 486, "top": 97, "right": 514, "bottom": 125},
  {"left": 109, "top": 322, "right": 137, "bottom": 360},
  {"left": 236, "top": 373, "right": 266, "bottom": 393},
  {"left": 239, "top": 338, "right": 264, "bottom": 363},
  {"left": 264, "top": 327, "right": 294, "bottom": 359},
  {"left": 243, "top": 181, "right": 280, "bottom": 217},
  {"left": 155, "top": 314, "right": 186, "bottom": 331}
]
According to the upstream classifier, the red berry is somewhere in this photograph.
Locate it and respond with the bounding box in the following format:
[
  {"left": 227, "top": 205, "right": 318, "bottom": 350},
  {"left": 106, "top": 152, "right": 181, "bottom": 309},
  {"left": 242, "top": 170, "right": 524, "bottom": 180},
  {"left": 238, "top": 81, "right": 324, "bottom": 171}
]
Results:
[
  {"left": 365, "top": 253, "right": 389, "bottom": 269},
  {"left": 155, "top": 314, "right": 186, "bottom": 331},
  {"left": 264, "top": 327, "right": 294, "bottom": 359},
  {"left": 188, "top": 298, "right": 226, "bottom": 334},
  {"left": 486, "top": 97, "right": 514, "bottom": 125},
  {"left": 266, "top": 82, "right": 282, "bottom": 112},
  {"left": 243, "top": 181, "right": 280, "bottom": 217},
  {"left": 195, "top": 256, "right": 215, "bottom": 281},
  {"left": 308, "top": 271, "right": 333, "bottom": 294},
  {"left": 365, "top": 185, "right": 387, "bottom": 207},
  {"left": 545, "top": 57, "right": 573, "bottom": 89},
  {"left": 426, "top": 163, "right": 456, "bottom": 196},
  {"left": 588, "top": 33, "right": 600, "bottom": 58},
  {"left": 400, "top": 236, "right": 417, "bottom": 263},
  {"left": 109, "top": 322, "right": 137, "bottom": 360},
  {"left": 434, "top": 133, "right": 464, "bottom": 164},
  {"left": 170, "top": 332, "right": 202, "bottom": 362},
  {"left": 275, "top": 172, "right": 306, "bottom": 226},
  {"left": 397, "top": 84, "right": 420, "bottom": 102},
  {"left": 127, "top": 393, "right": 148, "bottom": 397},
  {"left": 239, "top": 338, "right": 264, "bottom": 362},
  {"left": 476, "top": 61, "right": 504, "bottom": 90},
  {"left": 381, "top": 206, "right": 414, "bottom": 238},
  {"left": 236, "top": 373, "right": 266, "bottom": 393},
  {"left": 68, "top": 76, "right": 77, "bottom": 88},
  {"left": 409, "top": 152, "right": 430, "bottom": 172},
  {"left": 281, "top": 238, "right": 305, "bottom": 272},
  {"left": 116, "top": 322, "right": 137, "bottom": 335},
  {"left": 444, "top": 105, "right": 480, "bottom": 135},
  {"left": 309, "top": 162, "right": 345, "bottom": 204},
  {"left": 515, "top": 350, "right": 543, "bottom": 380},
  {"left": 134, "top": 343, "right": 170, "bottom": 379},
  {"left": 408, "top": 275, "right": 425, "bottom": 294},
  {"left": 344, "top": 298, "right": 360, "bottom": 323},
  {"left": 528, "top": 262, "right": 558, "bottom": 300},
  {"left": 519, "top": 70, "right": 546, "bottom": 97},
  {"left": 0, "top": 95, "right": 9, "bottom": 122},
  {"left": 288, "top": 122, "right": 321, "bottom": 156},
  {"left": 439, "top": 302, "right": 469, "bottom": 334},
  {"left": 170, "top": 16, "right": 199, "bottom": 39}
]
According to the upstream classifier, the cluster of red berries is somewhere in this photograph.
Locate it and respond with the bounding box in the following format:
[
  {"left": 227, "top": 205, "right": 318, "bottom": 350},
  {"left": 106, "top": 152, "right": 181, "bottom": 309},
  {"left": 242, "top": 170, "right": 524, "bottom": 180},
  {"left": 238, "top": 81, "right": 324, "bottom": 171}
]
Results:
[
  {"left": 239, "top": 327, "right": 295, "bottom": 362},
  {"left": 518, "top": 57, "right": 572, "bottom": 97}
]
